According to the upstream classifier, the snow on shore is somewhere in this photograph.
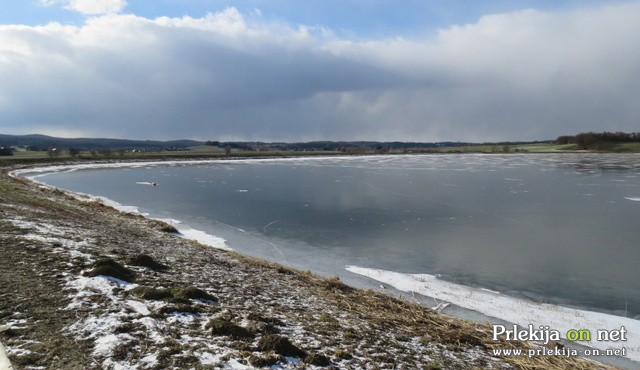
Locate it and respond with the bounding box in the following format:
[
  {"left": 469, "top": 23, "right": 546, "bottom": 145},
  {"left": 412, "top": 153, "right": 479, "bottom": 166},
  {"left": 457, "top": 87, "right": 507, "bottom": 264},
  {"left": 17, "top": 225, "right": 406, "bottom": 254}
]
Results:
[
  {"left": 160, "top": 219, "right": 232, "bottom": 251},
  {"left": 72, "top": 192, "right": 232, "bottom": 251},
  {"left": 12, "top": 166, "right": 234, "bottom": 252},
  {"left": 346, "top": 266, "right": 640, "bottom": 363}
]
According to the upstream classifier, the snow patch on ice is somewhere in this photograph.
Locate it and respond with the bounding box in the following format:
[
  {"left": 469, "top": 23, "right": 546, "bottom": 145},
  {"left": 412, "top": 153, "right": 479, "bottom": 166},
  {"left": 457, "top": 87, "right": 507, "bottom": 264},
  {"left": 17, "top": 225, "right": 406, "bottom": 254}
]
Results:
[{"left": 175, "top": 226, "right": 232, "bottom": 251}]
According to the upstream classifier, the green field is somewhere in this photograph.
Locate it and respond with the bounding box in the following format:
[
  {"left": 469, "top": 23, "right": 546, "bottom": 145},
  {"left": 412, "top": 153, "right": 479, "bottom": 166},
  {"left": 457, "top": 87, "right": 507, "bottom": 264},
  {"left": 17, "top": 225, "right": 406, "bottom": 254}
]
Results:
[
  {"left": 513, "top": 143, "right": 580, "bottom": 152},
  {"left": 614, "top": 142, "right": 640, "bottom": 152},
  {"left": 411, "top": 142, "right": 578, "bottom": 153},
  {"left": 2, "top": 141, "right": 638, "bottom": 165},
  {"left": 427, "top": 142, "right": 639, "bottom": 153},
  {"left": 0, "top": 147, "right": 343, "bottom": 165}
]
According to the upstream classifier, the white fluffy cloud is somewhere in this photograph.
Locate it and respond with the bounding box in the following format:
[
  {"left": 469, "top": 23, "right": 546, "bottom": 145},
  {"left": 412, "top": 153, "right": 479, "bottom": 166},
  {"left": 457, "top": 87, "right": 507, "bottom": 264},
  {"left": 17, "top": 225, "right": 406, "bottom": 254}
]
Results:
[
  {"left": 2, "top": 3, "right": 640, "bottom": 141},
  {"left": 40, "top": 0, "right": 127, "bottom": 15}
]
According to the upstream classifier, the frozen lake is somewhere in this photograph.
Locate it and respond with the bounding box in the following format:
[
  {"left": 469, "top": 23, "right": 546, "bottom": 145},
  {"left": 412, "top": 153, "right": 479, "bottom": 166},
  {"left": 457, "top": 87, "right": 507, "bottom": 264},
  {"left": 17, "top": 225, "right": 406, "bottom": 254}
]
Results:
[{"left": 25, "top": 154, "right": 640, "bottom": 321}]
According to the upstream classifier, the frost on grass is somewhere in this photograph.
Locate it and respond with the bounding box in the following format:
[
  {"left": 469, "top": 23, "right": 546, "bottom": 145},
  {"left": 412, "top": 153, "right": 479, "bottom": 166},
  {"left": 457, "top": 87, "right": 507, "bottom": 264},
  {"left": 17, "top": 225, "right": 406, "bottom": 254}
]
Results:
[
  {"left": 61, "top": 269, "right": 312, "bottom": 369},
  {"left": 3, "top": 217, "right": 95, "bottom": 261}
]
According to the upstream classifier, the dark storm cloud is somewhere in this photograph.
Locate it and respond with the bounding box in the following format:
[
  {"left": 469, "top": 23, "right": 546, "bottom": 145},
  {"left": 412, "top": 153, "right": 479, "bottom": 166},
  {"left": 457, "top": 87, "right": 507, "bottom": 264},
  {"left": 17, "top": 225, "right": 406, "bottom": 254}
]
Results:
[{"left": 1, "top": 4, "right": 639, "bottom": 141}]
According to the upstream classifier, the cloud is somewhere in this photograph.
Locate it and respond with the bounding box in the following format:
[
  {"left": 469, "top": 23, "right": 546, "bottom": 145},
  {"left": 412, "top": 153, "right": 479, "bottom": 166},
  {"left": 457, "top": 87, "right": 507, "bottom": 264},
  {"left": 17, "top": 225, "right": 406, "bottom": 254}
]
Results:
[
  {"left": 2, "top": 4, "right": 640, "bottom": 141},
  {"left": 40, "top": 0, "right": 127, "bottom": 15}
]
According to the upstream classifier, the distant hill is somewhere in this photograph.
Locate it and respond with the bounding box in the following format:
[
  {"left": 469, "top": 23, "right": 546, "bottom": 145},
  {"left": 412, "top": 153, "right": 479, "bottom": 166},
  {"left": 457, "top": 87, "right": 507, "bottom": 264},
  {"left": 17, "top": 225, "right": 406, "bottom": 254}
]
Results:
[
  {"left": 0, "top": 133, "right": 550, "bottom": 153},
  {"left": 0, "top": 134, "right": 204, "bottom": 151}
]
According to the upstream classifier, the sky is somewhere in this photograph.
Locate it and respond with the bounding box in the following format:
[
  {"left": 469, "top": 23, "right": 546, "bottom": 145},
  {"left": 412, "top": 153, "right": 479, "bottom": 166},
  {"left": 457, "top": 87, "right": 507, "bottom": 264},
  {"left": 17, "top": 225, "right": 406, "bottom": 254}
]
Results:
[{"left": 0, "top": 0, "right": 638, "bottom": 142}]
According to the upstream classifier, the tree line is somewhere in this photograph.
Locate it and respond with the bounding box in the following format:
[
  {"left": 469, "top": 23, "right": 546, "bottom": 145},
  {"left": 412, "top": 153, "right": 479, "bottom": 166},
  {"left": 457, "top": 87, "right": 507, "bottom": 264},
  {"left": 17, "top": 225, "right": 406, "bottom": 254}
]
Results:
[{"left": 556, "top": 131, "right": 640, "bottom": 150}]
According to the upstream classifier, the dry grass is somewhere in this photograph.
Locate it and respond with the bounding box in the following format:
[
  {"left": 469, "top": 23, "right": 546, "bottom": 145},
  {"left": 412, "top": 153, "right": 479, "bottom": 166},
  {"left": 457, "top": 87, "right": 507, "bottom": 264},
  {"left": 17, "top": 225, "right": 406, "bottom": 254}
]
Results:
[{"left": 227, "top": 251, "right": 615, "bottom": 369}]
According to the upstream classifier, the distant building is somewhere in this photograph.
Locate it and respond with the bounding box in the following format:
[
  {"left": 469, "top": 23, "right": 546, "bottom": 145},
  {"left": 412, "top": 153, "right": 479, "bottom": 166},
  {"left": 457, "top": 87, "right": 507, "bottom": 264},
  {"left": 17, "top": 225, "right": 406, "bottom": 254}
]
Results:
[{"left": 0, "top": 147, "right": 15, "bottom": 156}]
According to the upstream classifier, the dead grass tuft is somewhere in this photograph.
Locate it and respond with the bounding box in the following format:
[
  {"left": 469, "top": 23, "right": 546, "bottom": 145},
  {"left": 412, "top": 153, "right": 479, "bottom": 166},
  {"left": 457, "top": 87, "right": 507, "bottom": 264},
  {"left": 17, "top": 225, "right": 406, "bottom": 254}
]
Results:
[
  {"left": 155, "top": 304, "right": 201, "bottom": 316},
  {"left": 128, "top": 254, "right": 168, "bottom": 272},
  {"left": 304, "top": 352, "right": 331, "bottom": 366},
  {"left": 322, "top": 276, "right": 353, "bottom": 292},
  {"left": 206, "top": 318, "right": 253, "bottom": 339},
  {"left": 333, "top": 348, "right": 353, "bottom": 360},
  {"left": 85, "top": 258, "right": 135, "bottom": 282},
  {"left": 130, "top": 286, "right": 173, "bottom": 301},
  {"left": 246, "top": 313, "right": 284, "bottom": 326},
  {"left": 248, "top": 354, "right": 282, "bottom": 367},
  {"left": 152, "top": 220, "right": 179, "bottom": 234},
  {"left": 175, "top": 286, "right": 217, "bottom": 302},
  {"left": 257, "top": 334, "right": 306, "bottom": 358}
]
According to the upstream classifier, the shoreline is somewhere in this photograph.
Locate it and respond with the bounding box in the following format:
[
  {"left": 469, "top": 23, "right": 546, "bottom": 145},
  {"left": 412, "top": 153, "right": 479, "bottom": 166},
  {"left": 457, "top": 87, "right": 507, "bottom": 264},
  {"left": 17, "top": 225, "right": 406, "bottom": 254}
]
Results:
[{"left": 0, "top": 158, "right": 627, "bottom": 369}]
